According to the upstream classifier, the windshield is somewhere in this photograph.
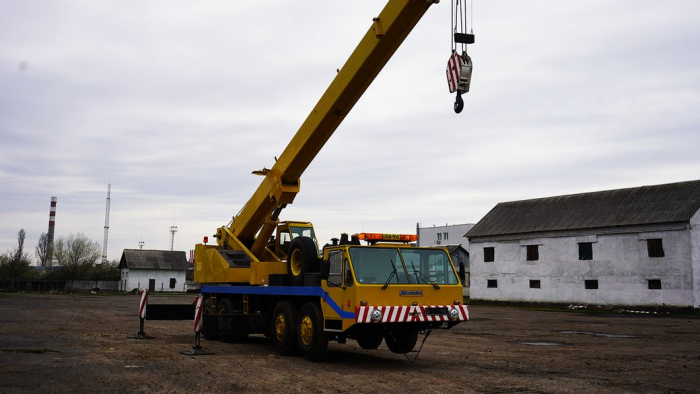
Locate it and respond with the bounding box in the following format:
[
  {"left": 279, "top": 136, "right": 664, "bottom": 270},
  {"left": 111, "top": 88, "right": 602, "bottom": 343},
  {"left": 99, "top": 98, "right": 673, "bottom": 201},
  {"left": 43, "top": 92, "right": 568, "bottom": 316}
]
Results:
[
  {"left": 281, "top": 225, "right": 319, "bottom": 251},
  {"left": 348, "top": 246, "right": 459, "bottom": 285}
]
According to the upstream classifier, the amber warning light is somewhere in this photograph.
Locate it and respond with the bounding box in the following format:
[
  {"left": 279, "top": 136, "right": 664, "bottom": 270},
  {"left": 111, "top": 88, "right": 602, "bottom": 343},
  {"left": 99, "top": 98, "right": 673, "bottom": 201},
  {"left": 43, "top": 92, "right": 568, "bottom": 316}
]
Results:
[{"left": 355, "top": 233, "right": 418, "bottom": 243}]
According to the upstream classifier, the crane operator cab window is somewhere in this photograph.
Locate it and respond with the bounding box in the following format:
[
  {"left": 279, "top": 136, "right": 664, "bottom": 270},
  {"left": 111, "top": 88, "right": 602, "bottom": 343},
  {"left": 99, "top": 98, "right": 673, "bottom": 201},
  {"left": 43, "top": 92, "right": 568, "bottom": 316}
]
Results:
[{"left": 278, "top": 225, "right": 319, "bottom": 258}]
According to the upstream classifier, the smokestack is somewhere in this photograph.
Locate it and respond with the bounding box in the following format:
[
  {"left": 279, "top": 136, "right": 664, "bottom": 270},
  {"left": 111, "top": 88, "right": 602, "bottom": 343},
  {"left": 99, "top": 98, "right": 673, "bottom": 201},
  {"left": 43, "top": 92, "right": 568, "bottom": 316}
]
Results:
[{"left": 46, "top": 196, "right": 57, "bottom": 267}]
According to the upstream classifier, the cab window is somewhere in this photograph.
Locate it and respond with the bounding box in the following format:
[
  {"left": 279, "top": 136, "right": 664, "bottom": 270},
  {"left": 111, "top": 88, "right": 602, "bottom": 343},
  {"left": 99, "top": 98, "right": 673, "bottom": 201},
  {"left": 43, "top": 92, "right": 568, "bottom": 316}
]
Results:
[{"left": 328, "top": 251, "right": 342, "bottom": 286}]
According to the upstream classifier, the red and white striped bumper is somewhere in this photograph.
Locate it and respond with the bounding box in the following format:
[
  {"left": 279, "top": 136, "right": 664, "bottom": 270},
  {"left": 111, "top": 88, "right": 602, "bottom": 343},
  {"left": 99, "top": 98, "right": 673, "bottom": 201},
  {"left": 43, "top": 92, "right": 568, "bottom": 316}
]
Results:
[{"left": 355, "top": 305, "right": 469, "bottom": 324}]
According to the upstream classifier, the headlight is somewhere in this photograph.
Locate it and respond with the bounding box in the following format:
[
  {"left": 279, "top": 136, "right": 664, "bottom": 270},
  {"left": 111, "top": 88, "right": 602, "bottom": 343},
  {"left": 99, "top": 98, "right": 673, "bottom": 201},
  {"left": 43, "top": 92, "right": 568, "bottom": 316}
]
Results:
[
  {"left": 449, "top": 308, "right": 460, "bottom": 320},
  {"left": 371, "top": 309, "right": 383, "bottom": 322}
]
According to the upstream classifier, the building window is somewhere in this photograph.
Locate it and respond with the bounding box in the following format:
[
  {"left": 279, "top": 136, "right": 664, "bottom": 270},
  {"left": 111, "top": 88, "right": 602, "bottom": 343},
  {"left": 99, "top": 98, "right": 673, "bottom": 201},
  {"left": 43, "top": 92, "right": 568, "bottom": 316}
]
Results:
[
  {"left": 484, "top": 247, "right": 495, "bottom": 262},
  {"left": 526, "top": 245, "right": 539, "bottom": 261},
  {"left": 578, "top": 242, "right": 593, "bottom": 260},
  {"left": 169, "top": 278, "right": 176, "bottom": 289},
  {"left": 437, "top": 233, "right": 442, "bottom": 241},
  {"left": 444, "top": 232, "right": 449, "bottom": 241},
  {"left": 648, "top": 279, "right": 662, "bottom": 290},
  {"left": 647, "top": 239, "right": 665, "bottom": 258},
  {"left": 585, "top": 280, "right": 598, "bottom": 290},
  {"left": 487, "top": 279, "right": 498, "bottom": 288},
  {"left": 529, "top": 280, "right": 541, "bottom": 289}
]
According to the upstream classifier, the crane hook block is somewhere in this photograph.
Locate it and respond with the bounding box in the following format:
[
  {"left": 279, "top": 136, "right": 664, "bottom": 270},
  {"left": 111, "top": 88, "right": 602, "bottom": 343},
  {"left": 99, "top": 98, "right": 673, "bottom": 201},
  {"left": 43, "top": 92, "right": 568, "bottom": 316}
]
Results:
[
  {"left": 454, "top": 33, "right": 475, "bottom": 44},
  {"left": 446, "top": 51, "right": 473, "bottom": 113}
]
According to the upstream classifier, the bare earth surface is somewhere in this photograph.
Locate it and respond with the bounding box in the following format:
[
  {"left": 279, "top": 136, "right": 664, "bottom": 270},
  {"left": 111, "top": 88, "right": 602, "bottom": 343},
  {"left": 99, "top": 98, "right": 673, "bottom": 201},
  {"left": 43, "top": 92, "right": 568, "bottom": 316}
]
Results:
[{"left": 0, "top": 293, "right": 698, "bottom": 394}]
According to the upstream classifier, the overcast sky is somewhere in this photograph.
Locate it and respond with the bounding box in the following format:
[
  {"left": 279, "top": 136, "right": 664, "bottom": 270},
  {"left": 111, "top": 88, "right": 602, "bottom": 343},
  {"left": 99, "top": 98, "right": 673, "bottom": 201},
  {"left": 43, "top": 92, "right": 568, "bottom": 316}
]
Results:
[{"left": 2, "top": 1, "right": 699, "bottom": 263}]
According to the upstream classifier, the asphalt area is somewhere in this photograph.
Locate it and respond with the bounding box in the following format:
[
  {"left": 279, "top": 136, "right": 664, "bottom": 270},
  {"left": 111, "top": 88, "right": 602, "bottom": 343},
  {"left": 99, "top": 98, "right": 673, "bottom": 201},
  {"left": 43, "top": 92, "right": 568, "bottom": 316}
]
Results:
[{"left": 0, "top": 293, "right": 698, "bottom": 393}]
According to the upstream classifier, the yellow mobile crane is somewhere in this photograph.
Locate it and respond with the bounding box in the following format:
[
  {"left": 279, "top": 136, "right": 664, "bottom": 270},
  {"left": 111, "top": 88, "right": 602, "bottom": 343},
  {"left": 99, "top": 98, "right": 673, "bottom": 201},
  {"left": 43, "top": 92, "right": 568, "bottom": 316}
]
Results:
[{"left": 194, "top": 0, "right": 470, "bottom": 359}]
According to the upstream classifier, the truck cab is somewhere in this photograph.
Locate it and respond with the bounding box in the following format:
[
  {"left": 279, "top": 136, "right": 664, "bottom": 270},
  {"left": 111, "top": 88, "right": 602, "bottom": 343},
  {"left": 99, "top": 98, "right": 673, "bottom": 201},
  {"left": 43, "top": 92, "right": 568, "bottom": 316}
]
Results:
[{"left": 318, "top": 233, "right": 467, "bottom": 352}]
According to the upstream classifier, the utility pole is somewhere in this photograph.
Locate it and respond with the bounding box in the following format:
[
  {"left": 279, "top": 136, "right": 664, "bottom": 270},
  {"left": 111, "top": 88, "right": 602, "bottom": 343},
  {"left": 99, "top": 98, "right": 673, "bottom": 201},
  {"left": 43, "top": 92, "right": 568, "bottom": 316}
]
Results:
[{"left": 102, "top": 184, "right": 111, "bottom": 263}]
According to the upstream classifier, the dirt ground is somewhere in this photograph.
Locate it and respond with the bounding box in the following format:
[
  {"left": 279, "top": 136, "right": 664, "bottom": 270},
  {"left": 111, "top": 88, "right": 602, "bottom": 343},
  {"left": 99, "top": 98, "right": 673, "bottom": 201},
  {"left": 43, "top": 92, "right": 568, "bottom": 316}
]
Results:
[{"left": 0, "top": 293, "right": 698, "bottom": 394}]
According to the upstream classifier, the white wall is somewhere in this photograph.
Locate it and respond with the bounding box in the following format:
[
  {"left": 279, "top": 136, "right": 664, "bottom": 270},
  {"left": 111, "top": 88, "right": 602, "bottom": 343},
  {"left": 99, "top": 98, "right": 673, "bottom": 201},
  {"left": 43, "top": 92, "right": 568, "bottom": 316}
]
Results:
[
  {"left": 691, "top": 210, "right": 700, "bottom": 308},
  {"left": 120, "top": 269, "right": 186, "bottom": 292},
  {"left": 418, "top": 224, "right": 474, "bottom": 249},
  {"left": 470, "top": 226, "right": 697, "bottom": 307}
]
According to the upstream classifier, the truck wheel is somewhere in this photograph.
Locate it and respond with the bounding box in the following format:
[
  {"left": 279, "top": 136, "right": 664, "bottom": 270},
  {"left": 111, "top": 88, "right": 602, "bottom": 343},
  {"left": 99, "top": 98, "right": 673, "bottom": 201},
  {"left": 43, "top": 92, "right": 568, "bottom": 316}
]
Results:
[
  {"left": 297, "top": 302, "right": 328, "bottom": 360},
  {"left": 217, "top": 298, "right": 248, "bottom": 342},
  {"left": 356, "top": 328, "right": 384, "bottom": 350},
  {"left": 384, "top": 327, "right": 419, "bottom": 354},
  {"left": 272, "top": 301, "right": 298, "bottom": 355},
  {"left": 287, "top": 236, "right": 319, "bottom": 286},
  {"left": 202, "top": 298, "right": 219, "bottom": 340}
]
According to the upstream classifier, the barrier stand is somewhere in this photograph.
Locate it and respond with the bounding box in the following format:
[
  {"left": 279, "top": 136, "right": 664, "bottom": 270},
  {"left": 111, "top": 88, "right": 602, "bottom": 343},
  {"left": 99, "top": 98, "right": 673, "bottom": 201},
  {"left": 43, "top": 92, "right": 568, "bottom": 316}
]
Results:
[
  {"left": 180, "top": 295, "right": 213, "bottom": 356},
  {"left": 128, "top": 290, "right": 155, "bottom": 339}
]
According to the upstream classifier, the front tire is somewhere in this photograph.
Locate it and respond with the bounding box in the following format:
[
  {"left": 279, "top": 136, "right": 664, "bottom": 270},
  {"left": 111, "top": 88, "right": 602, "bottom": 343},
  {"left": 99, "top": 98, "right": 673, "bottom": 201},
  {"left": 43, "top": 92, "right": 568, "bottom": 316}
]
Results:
[
  {"left": 297, "top": 302, "right": 328, "bottom": 360},
  {"left": 356, "top": 328, "right": 384, "bottom": 350},
  {"left": 384, "top": 327, "right": 419, "bottom": 354}
]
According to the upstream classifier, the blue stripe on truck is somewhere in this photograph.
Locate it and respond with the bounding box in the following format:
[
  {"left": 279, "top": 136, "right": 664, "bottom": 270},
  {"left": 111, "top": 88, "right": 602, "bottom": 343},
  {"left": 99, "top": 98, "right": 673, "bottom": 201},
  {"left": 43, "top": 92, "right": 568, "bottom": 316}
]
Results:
[{"left": 200, "top": 285, "right": 356, "bottom": 320}]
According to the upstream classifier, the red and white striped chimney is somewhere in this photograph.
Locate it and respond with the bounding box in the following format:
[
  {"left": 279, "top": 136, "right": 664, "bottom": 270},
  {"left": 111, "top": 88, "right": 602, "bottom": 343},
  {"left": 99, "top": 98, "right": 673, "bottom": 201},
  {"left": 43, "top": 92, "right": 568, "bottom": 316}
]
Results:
[{"left": 46, "top": 196, "right": 57, "bottom": 267}]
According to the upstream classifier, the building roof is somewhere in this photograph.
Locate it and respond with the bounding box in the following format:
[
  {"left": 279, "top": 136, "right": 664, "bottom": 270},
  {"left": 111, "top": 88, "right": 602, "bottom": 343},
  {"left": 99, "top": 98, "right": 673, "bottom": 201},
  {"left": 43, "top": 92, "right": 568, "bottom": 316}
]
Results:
[
  {"left": 466, "top": 180, "right": 700, "bottom": 238},
  {"left": 119, "top": 249, "right": 189, "bottom": 271}
]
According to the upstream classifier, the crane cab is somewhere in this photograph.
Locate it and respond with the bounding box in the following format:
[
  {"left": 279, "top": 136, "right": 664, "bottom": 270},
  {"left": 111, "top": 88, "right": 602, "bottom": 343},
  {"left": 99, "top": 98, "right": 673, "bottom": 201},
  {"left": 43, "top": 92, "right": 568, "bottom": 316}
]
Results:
[{"left": 273, "top": 221, "right": 320, "bottom": 260}]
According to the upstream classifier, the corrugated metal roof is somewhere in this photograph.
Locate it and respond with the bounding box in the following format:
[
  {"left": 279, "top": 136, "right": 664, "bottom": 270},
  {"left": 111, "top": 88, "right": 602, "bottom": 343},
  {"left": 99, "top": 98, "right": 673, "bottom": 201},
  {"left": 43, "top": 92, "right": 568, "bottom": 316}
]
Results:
[
  {"left": 467, "top": 180, "right": 700, "bottom": 238},
  {"left": 119, "top": 249, "right": 189, "bottom": 271}
]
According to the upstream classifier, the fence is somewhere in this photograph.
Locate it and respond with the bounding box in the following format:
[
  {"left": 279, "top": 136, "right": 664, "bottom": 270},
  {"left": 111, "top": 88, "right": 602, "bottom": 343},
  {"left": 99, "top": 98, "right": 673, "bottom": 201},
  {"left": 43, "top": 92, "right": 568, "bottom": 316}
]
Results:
[
  {"left": 66, "top": 280, "right": 120, "bottom": 291},
  {"left": 0, "top": 279, "right": 67, "bottom": 292}
]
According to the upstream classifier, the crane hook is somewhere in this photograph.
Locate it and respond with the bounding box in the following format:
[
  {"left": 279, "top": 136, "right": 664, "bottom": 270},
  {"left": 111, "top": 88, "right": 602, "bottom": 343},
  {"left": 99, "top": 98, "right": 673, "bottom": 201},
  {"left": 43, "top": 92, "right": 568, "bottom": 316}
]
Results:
[{"left": 454, "top": 91, "right": 464, "bottom": 114}]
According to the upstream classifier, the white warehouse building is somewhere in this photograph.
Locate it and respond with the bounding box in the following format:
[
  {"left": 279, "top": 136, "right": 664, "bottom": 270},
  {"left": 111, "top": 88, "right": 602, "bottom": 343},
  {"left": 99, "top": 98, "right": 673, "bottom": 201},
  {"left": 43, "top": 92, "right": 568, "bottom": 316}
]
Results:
[
  {"left": 119, "top": 249, "right": 189, "bottom": 292},
  {"left": 466, "top": 180, "right": 700, "bottom": 308}
]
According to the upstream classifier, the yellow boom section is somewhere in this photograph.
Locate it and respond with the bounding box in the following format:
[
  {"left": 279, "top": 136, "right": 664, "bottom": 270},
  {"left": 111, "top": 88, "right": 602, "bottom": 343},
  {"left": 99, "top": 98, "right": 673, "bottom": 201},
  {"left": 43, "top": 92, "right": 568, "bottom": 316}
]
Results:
[{"left": 225, "top": 0, "right": 438, "bottom": 257}]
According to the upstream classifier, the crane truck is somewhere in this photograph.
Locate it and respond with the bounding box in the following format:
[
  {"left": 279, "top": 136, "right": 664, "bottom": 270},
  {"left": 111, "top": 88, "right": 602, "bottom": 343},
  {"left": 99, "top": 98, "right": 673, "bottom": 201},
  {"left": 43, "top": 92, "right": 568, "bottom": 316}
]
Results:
[{"left": 194, "top": 0, "right": 470, "bottom": 359}]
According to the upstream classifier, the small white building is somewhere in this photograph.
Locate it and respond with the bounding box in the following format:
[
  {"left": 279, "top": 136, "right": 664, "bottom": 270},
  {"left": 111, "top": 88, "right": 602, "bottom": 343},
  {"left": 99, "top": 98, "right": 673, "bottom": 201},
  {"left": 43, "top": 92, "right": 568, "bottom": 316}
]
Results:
[
  {"left": 417, "top": 223, "right": 475, "bottom": 296},
  {"left": 119, "top": 249, "right": 189, "bottom": 292},
  {"left": 466, "top": 180, "right": 700, "bottom": 308}
]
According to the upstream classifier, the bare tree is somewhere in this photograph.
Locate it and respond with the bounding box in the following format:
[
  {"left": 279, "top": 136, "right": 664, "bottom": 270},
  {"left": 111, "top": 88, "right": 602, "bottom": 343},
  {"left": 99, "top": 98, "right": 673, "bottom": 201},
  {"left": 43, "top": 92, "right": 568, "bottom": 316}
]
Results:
[
  {"left": 0, "top": 229, "right": 33, "bottom": 289},
  {"left": 35, "top": 232, "right": 50, "bottom": 267},
  {"left": 54, "top": 233, "right": 101, "bottom": 285}
]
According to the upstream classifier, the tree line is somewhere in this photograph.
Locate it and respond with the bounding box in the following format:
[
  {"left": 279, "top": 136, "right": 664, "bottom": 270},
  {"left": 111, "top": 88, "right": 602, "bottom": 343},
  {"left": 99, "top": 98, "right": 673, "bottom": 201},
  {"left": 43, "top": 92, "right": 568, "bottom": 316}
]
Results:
[{"left": 0, "top": 229, "right": 120, "bottom": 290}]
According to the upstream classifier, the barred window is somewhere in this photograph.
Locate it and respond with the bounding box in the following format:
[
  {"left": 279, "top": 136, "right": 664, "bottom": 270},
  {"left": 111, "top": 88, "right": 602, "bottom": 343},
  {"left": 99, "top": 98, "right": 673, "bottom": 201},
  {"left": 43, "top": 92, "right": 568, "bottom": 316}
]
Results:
[
  {"left": 526, "top": 245, "right": 539, "bottom": 261},
  {"left": 578, "top": 242, "right": 593, "bottom": 260},
  {"left": 484, "top": 247, "right": 495, "bottom": 262}
]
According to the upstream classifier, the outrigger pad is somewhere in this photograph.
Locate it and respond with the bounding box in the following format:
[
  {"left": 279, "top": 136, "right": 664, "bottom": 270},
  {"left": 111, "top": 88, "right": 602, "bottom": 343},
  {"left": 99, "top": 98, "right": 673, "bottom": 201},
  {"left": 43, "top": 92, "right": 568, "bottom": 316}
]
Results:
[
  {"left": 180, "top": 345, "right": 214, "bottom": 356},
  {"left": 454, "top": 33, "right": 475, "bottom": 44}
]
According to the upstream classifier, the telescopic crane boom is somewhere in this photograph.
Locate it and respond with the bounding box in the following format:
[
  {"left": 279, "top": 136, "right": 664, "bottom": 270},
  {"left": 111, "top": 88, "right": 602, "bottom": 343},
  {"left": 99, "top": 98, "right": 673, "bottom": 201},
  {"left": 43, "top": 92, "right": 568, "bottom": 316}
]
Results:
[{"left": 213, "top": 0, "right": 439, "bottom": 261}]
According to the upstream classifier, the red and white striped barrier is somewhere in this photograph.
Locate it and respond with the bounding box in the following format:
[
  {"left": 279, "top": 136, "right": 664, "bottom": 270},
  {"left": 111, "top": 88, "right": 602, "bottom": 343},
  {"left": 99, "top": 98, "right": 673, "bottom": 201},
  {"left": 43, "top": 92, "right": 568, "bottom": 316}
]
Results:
[
  {"left": 138, "top": 290, "right": 148, "bottom": 319},
  {"left": 355, "top": 305, "right": 469, "bottom": 324},
  {"left": 193, "top": 296, "right": 203, "bottom": 333}
]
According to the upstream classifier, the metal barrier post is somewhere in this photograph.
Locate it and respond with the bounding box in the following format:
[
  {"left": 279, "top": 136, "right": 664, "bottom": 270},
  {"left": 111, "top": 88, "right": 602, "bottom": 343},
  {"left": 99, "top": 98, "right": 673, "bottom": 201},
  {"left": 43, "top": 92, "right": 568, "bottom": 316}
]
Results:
[
  {"left": 128, "top": 290, "right": 154, "bottom": 339},
  {"left": 180, "top": 295, "right": 213, "bottom": 355}
]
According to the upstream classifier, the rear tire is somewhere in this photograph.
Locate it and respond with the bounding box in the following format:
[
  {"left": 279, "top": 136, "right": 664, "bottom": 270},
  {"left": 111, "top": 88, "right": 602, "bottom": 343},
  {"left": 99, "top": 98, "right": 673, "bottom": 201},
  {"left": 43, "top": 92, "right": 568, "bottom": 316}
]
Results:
[
  {"left": 202, "top": 297, "right": 218, "bottom": 340},
  {"left": 272, "top": 301, "right": 298, "bottom": 355},
  {"left": 297, "top": 302, "right": 328, "bottom": 360},
  {"left": 384, "top": 327, "right": 419, "bottom": 354},
  {"left": 287, "top": 237, "right": 320, "bottom": 286},
  {"left": 217, "top": 298, "right": 248, "bottom": 342}
]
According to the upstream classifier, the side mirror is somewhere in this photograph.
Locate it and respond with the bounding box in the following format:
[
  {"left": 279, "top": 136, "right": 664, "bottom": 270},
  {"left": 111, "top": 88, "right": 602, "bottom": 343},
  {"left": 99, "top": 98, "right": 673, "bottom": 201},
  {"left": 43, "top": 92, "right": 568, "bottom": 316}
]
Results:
[{"left": 319, "top": 259, "right": 330, "bottom": 281}]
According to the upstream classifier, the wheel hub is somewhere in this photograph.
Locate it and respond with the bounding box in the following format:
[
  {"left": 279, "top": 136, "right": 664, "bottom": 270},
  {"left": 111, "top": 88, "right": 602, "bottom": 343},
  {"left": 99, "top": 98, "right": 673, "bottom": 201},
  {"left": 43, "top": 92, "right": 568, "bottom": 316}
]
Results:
[
  {"left": 275, "top": 314, "right": 286, "bottom": 341},
  {"left": 299, "top": 316, "right": 313, "bottom": 346}
]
